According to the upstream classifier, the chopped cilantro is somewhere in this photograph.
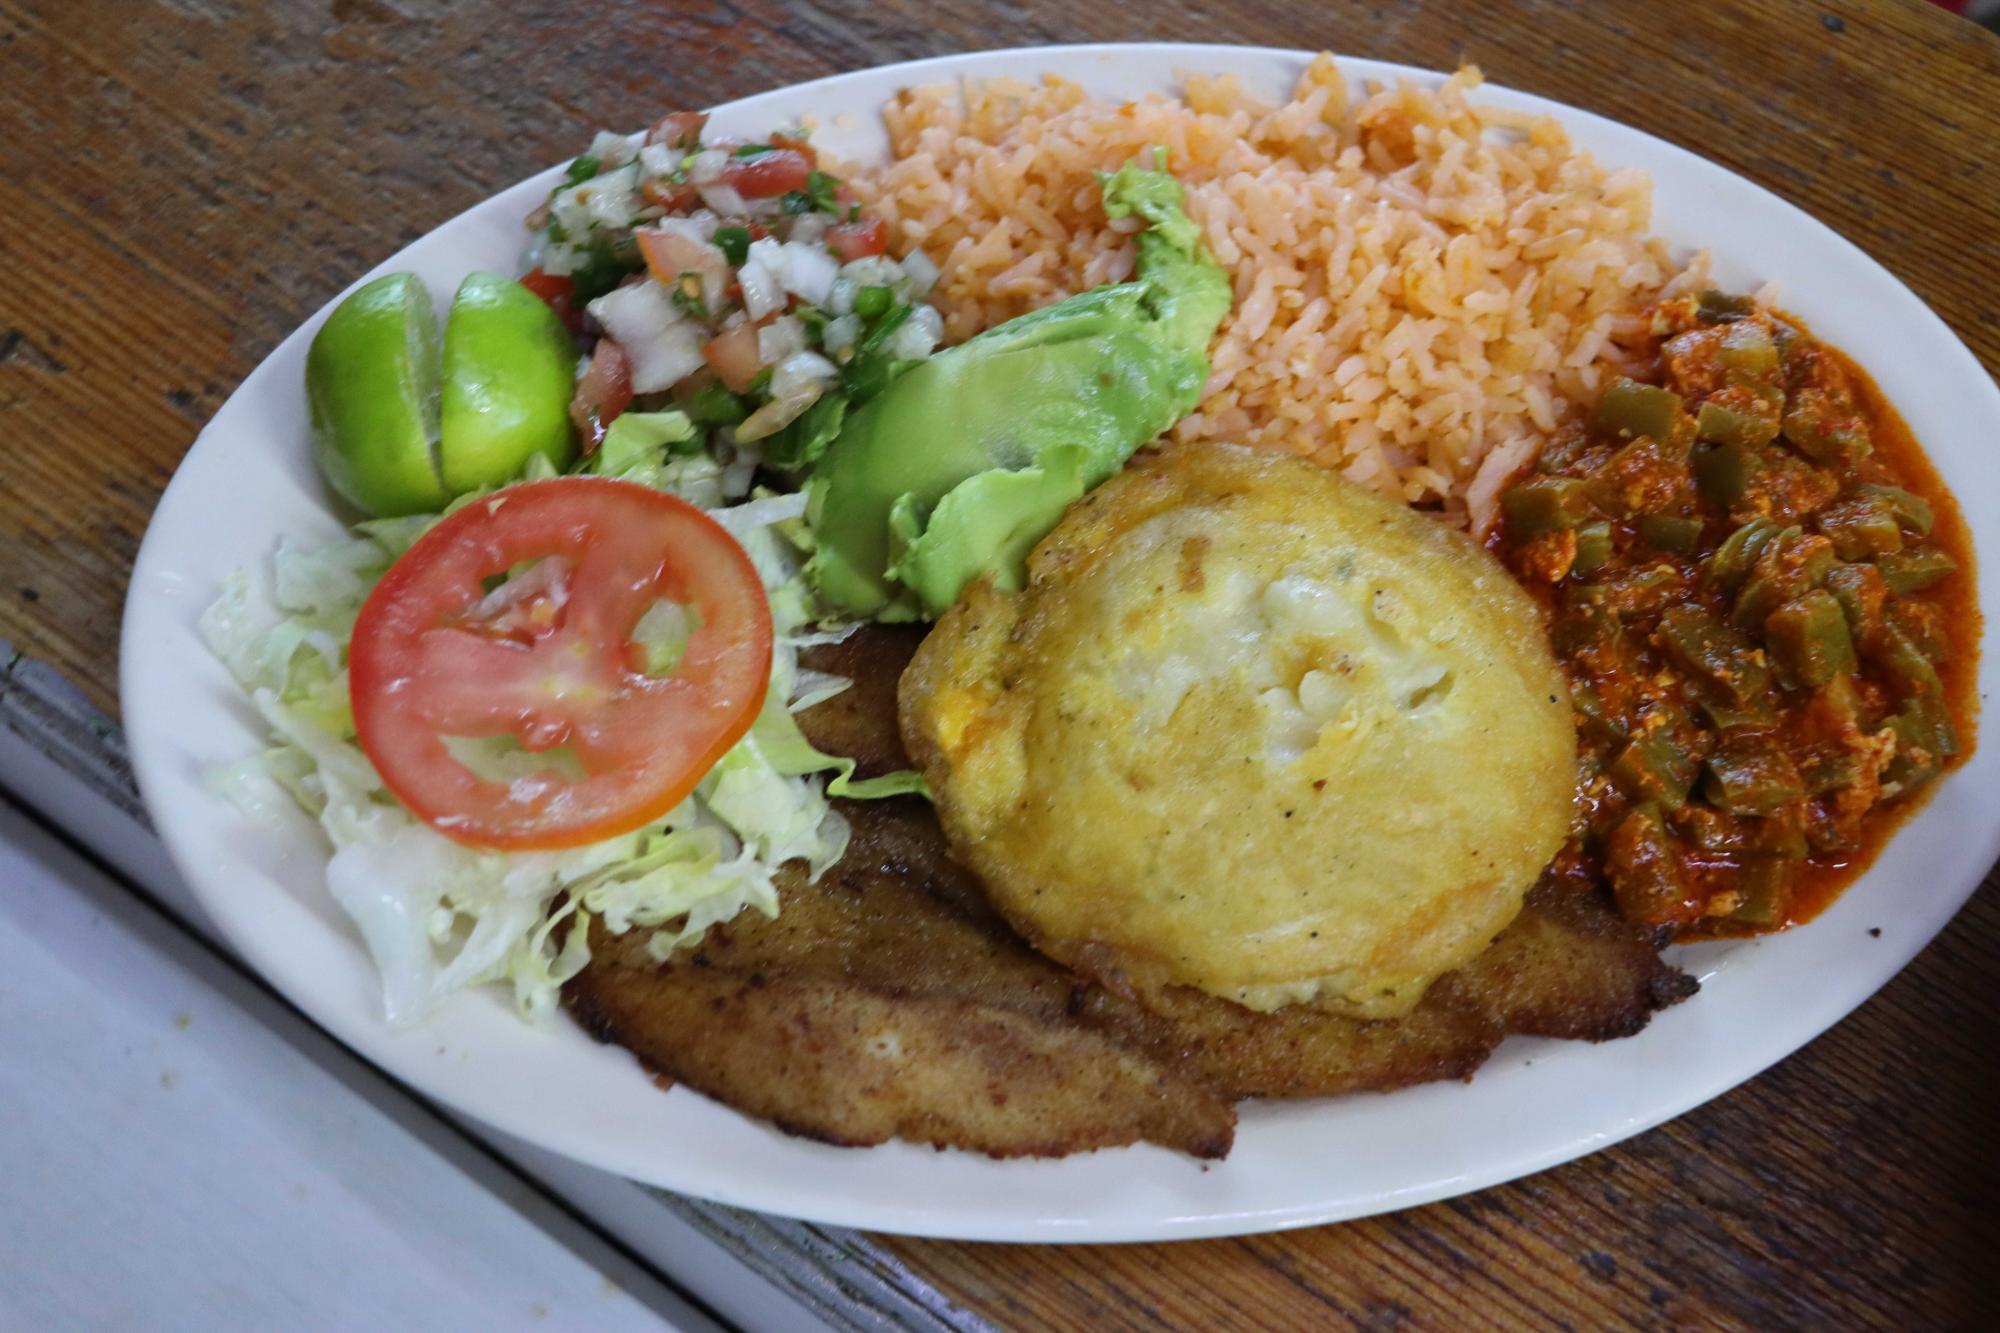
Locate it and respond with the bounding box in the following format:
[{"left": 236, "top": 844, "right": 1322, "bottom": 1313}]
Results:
[
  {"left": 685, "top": 382, "right": 750, "bottom": 426},
  {"left": 713, "top": 225, "right": 751, "bottom": 266},
  {"left": 781, "top": 171, "right": 844, "bottom": 215},
  {"left": 562, "top": 154, "right": 601, "bottom": 187},
  {"left": 805, "top": 170, "right": 842, "bottom": 212},
  {"left": 567, "top": 234, "right": 642, "bottom": 303},
  {"left": 840, "top": 303, "right": 916, "bottom": 401},
  {"left": 868, "top": 302, "right": 913, "bottom": 343},
  {"left": 731, "top": 143, "right": 775, "bottom": 157},
  {"left": 840, "top": 349, "right": 905, "bottom": 401}
]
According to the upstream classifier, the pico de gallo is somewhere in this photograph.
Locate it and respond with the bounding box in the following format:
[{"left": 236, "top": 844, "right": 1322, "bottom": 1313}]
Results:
[{"left": 522, "top": 113, "right": 943, "bottom": 471}]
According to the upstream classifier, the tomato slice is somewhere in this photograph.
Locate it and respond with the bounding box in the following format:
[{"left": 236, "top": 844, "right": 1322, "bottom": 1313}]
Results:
[{"left": 349, "top": 477, "right": 772, "bottom": 850}]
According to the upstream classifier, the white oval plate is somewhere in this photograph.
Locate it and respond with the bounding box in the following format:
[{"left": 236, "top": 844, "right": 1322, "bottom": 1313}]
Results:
[{"left": 121, "top": 44, "right": 1997, "bottom": 1242}]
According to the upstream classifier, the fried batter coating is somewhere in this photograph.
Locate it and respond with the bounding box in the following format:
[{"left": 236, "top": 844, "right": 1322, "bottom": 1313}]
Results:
[
  {"left": 563, "top": 627, "right": 1693, "bottom": 1157},
  {"left": 902, "top": 441, "right": 1576, "bottom": 1018},
  {"left": 565, "top": 793, "right": 1236, "bottom": 1160}
]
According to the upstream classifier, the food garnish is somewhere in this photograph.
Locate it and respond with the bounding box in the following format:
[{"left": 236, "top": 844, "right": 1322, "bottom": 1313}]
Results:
[
  {"left": 348, "top": 477, "right": 773, "bottom": 850},
  {"left": 523, "top": 121, "right": 944, "bottom": 477},
  {"left": 804, "top": 159, "right": 1232, "bottom": 619},
  {"left": 308, "top": 271, "right": 578, "bottom": 516}
]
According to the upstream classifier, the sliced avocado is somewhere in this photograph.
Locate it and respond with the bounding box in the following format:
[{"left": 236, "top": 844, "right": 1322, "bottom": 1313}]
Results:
[
  {"left": 805, "top": 161, "right": 1232, "bottom": 618},
  {"left": 886, "top": 445, "right": 1094, "bottom": 611}
]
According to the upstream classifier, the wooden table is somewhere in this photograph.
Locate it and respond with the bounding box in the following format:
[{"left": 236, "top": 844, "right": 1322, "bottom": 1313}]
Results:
[{"left": 5, "top": 0, "right": 1996, "bottom": 1326}]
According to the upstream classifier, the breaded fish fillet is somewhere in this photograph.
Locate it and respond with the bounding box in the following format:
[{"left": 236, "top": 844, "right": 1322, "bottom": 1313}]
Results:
[{"left": 561, "top": 627, "right": 1695, "bottom": 1158}]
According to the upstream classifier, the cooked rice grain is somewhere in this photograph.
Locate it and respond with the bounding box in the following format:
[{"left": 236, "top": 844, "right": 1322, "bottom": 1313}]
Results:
[{"left": 847, "top": 56, "right": 1699, "bottom": 526}]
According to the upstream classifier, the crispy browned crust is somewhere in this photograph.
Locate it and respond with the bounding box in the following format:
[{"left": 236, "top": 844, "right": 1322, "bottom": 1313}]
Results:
[
  {"left": 564, "top": 795, "right": 1237, "bottom": 1160},
  {"left": 561, "top": 627, "right": 1697, "bottom": 1157}
]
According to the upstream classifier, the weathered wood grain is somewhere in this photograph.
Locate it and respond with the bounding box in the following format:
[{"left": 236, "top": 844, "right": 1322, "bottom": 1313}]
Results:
[{"left": 3, "top": 0, "right": 1996, "bottom": 1327}]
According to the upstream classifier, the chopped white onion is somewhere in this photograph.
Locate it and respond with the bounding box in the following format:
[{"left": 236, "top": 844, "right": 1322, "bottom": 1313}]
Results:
[
  {"left": 734, "top": 380, "right": 825, "bottom": 442},
  {"left": 746, "top": 236, "right": 786, "bottom": 278},
  {"left": 736, "top": 257, "right": 782, "bottom": 321},
  {"left": 757, "top": 315, "right": 808, "bottom": 365},
  {"left": 699, "top": 182, "right": 749, "bottom": 215},
  {"left": 720, "top": 440, "right": 761, "bottom": 499},
  {"left": 632, "top": 322, "right": 706, "bottom": 393},
  {"left": 821, "top": 313, "right": 862, "bottom": 358},
  {"left": 636, "top": 142, "right": 678, "bottom": 178},
  {"left": 885, "top": 304, "right": 943, "bottom": 361},
  {"left": 581, "top": 164, "right": 642, "bottom": 231},
  {"left": 839, "top": 255, "right": 904, "bottom": 291},
  {"left": 777, "top": 242, "right": 838, "bottom": 306},
  {"left": 826, "top": 276, "right": 856, "bottom": 317},
  {"left": 587, "top": 130, "right": 641, "bottom": 169},
  {"left": 769, "top": 350, "right": 837, "bottom": 398},
  {"left": 900, "top": 248, "right": 941, "bottom": 297},
  {"left": 786, "top": 213, "right": 830, "bottom": 246},
  {"left": 688, "top": 149, "right": 729, "bottom": 186},
  {"left": 586, "top": 283, "right": 703, "bottom": 392},
  {"left": 547, "top": 188, "right": 592, "bottom": 244}
]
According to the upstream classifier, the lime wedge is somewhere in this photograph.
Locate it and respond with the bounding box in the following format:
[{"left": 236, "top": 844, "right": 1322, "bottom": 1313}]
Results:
[
  {"left": 439, "top": 272, "right": 579, "bottom": 493},
  {"left": 306, "top": 273, "right": 450, "bottom": 517}
]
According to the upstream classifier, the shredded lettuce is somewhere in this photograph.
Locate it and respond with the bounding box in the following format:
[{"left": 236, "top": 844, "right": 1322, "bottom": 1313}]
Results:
[{"left": 203, "top": 423, "right": 916, "bottom": 1026}]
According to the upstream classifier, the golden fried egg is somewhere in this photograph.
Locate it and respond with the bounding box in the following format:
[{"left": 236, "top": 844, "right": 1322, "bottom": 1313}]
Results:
[{"left": 900, "top": 440, "right": 1575, "bottom": 1019}]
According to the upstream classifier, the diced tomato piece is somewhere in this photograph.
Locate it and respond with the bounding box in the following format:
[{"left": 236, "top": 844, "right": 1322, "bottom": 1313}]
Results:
[
  {"left": 769, "top": 132, "right": 818, "bottom": 167},
  {"left": 825, "top": 216, "right": 888, "bottom": 261},
  {"left": 722, "top": 148, "right": 813, "bottom": 200},
  {"left": 647, "top": 111, "right": 708, "bottom": 150},
  {"left": 519, "top": 268, "right": 582, "bottom": 335},
  {"left": 637, "top": 227, "right": 725, "bottom": 289},
  {"left": 702, "top": 324, "right": 763, "bottom": 394},
  {"left": 640, "top": 179, "right": 701, "bottom": 213},
  {"left": 570, "top": 339, "right": 633, "bottom": 454}
]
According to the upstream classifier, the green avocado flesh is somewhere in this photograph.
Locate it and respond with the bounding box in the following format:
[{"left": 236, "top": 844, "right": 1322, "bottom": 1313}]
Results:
[{"left": 805, "top": 161, "right": 1233, "bottom": 618}]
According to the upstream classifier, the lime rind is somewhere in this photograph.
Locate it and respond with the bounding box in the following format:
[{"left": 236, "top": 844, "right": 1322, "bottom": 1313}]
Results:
[
  {"left": 308, "top": 270, "right": 580, "bottom": 517},
  {"left": 438, "top": 271, "right": 580, "bottom": 493},
  {"left": 307, "top": 273, "right": 450, "bottom": 517}
]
